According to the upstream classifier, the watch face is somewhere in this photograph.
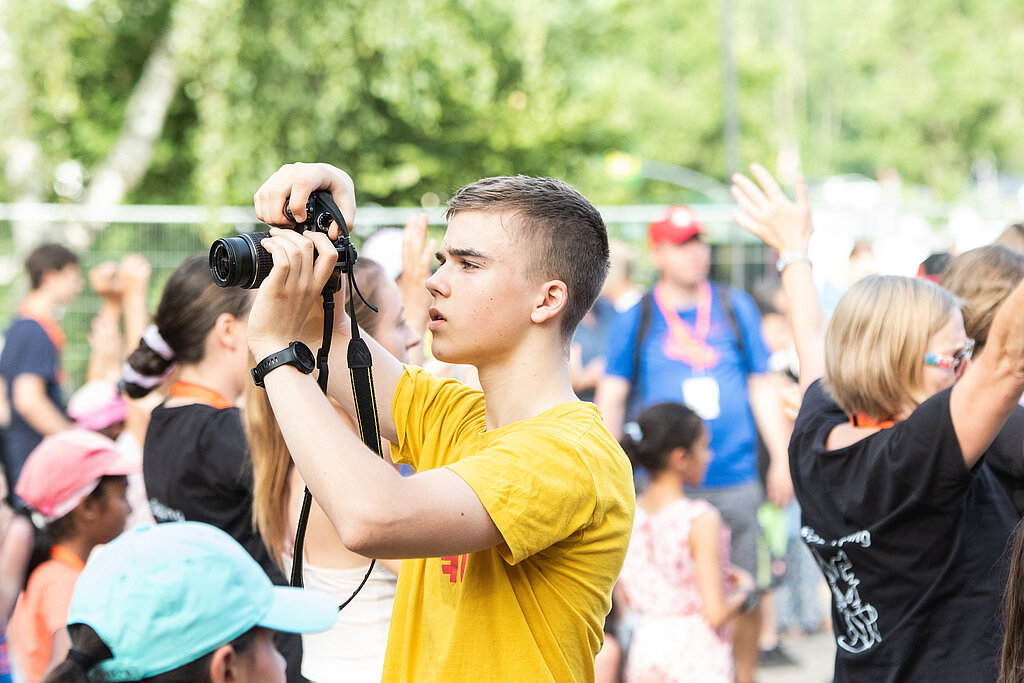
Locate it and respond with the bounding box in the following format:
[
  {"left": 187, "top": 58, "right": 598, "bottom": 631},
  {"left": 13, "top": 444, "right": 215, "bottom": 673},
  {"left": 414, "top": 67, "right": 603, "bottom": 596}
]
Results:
[{"left": 294, "top": 342, "right": 315, "bottom": 369}]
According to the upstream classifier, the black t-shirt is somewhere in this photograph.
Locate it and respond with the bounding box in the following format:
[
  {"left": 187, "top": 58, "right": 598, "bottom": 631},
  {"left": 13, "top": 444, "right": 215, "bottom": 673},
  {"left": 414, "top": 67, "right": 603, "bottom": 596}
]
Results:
[
  {"left": 982, "top": 404, "right": 1024, "bottom": 516},
  {"left": 791, "top": 380, "right": 1017, "bottom": 683},
  {"left": 143, "top": 403, "right": 283, "bottom": 584}
]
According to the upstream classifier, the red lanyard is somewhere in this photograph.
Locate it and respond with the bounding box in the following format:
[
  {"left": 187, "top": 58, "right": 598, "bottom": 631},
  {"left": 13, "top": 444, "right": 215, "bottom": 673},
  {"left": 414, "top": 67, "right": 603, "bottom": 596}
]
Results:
[
  {"left": 171, "top": 381, "right": 234, "bottom": 409},
  {"left": 653, "top": 281, "right": 720, "bottom": 371}
]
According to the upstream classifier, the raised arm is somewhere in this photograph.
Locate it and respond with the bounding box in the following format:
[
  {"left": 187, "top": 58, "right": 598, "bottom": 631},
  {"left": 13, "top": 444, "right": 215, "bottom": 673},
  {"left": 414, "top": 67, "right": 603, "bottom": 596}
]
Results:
[
  {"left": 398, "top": 212, "right": 435, "bottom": 366},
  {"left": 731, "top": 164, "right": 825, "bottom": 395},
  {"left": 950, "top": 278, "right": 1024, "bottom": 467}
]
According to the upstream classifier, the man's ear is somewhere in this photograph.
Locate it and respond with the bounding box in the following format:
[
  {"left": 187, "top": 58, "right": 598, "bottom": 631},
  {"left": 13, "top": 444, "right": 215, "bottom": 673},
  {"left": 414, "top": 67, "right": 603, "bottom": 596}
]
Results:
[{"left": 531, "top": 280, "right": 569, "bottom": 324}]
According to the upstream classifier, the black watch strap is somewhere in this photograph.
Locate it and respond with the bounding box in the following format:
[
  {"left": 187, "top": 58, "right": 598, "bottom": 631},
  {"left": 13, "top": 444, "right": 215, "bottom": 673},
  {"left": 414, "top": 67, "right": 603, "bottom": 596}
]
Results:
[{"left": 251, "top": 341, "right": 316, "bottom": 387}]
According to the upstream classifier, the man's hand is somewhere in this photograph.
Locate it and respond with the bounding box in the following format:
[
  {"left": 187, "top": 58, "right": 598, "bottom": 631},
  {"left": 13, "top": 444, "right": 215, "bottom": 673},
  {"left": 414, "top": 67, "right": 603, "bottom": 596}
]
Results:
[
  {"left": 398, "top": 212, "right": 435, "bottom": 356},
  {"left": 247, "top": 228, "right": 340, "bottom": 360},
  {"left": 253, "top": 162, "right": 356, "bottom": 240},
  {"left": 730, "top": 163, "right": 813, "bottom": 254}
]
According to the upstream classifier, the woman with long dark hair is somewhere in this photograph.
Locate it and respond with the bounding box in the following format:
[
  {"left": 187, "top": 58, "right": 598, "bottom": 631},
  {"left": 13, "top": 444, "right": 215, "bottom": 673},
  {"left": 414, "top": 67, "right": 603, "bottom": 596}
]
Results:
[{"left": 121, "top": 256, "right": 303, "bottom": 683}]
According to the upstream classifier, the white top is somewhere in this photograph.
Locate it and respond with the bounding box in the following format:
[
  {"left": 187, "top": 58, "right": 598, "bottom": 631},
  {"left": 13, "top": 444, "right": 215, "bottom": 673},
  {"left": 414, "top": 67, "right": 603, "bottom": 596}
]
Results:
[{"left": 282, "top": 555, "right": 397, "bottom": 683}]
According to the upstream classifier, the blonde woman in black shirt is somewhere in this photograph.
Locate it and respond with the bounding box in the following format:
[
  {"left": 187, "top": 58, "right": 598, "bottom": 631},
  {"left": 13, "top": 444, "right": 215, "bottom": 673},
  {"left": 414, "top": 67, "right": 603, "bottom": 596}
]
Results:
[{"left": 732, "top": 164, "right": 1024, "bottom": 683}]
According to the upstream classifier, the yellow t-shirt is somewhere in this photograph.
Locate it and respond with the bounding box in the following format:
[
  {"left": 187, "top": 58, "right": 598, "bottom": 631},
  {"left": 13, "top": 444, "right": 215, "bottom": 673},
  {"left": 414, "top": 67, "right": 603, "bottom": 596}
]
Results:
[{"left": 384, "top": 366, "right": 635, "bottom": 682}]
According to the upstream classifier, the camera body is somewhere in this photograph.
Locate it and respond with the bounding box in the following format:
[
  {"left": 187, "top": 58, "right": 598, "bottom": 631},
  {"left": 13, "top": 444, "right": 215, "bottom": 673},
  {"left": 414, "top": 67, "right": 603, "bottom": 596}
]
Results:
[{"left": 209, "top": 191, "right": 353, "bottom": 289}]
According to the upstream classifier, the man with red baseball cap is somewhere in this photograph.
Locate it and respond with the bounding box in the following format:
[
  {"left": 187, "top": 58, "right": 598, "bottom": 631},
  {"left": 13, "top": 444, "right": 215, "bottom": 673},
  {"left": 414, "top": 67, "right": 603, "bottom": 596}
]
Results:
[{"left": 597, "top": 204, "right": 793, "bottom": 683}]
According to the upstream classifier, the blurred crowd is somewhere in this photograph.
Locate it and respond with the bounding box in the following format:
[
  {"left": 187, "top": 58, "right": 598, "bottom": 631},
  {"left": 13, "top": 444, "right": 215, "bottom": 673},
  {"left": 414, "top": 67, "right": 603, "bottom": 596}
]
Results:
[{"left": 1, "top": 161, "right": 1024, "bottom": 683}]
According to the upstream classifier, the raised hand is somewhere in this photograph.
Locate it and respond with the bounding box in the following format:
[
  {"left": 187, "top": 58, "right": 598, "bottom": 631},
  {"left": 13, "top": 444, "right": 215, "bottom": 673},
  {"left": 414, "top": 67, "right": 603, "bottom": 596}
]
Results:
[
  {"left": 117, "top": 254, "right": 152, "bottom": 294},
  {"left": 88, "top": 262, "right": 121, "bottom": 301},
  {"left": 730, "top": 163, "right": 813, "bottom": 254},
  {"left": 399, "top": 212, "right": 435, "bottom": 349},
  {"left": 247, "top": 228, "right": 340, "bottom": 360}
]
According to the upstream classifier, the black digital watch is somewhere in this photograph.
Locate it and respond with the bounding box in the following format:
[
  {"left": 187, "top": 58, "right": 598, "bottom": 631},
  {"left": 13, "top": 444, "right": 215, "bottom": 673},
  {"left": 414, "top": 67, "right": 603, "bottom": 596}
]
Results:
[{"left": 251, "top": 341, "right": 316, "bottom": 388}]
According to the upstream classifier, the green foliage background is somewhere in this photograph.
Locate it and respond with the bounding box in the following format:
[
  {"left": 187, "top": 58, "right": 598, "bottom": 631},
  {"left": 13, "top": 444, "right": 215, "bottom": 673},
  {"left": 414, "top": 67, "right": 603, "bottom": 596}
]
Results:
[{"left": 7, "top": 0, "right": 1024, "bottom": 208}]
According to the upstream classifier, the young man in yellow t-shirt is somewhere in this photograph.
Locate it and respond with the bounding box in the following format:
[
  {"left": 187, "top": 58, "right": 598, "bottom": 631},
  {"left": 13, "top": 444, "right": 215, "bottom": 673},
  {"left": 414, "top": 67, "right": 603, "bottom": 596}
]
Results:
[{"left": 246, "top": 163, "right": 635, "bottom": 681}]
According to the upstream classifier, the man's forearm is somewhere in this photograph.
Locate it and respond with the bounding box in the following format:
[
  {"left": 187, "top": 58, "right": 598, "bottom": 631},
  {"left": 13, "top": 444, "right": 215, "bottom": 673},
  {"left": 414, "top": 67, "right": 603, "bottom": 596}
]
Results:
[
  {"left": 260, "top": 364, "right": 502, "bottom": 559},
  {"left": 261, "top": 365, "right": 405, "bottom": 550}
]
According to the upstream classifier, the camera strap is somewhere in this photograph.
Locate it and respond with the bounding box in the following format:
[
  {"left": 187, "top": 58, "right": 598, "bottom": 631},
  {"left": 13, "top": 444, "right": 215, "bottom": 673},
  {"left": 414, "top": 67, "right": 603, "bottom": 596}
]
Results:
[{"left": 288, "top": 195, "right": 384, "bottom": 612}]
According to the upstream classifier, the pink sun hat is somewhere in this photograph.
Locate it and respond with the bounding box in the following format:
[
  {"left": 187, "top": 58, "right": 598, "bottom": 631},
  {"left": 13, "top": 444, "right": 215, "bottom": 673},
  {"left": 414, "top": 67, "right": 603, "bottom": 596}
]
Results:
[
  {"left": 67, "top": 381, "right": 128, "bottom": 431},
  {"left": 16, "top": 429, "right": 140, "bottom": 522}
]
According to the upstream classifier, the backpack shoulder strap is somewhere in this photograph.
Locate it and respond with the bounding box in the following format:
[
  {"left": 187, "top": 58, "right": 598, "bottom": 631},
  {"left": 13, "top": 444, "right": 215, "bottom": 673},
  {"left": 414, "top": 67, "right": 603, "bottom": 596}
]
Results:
[
  {"left": 631, "top": 291, "right": 655, "bottom": 385},
  {"left": 716, "top": 283, "right": 748, "bottom": 367}
]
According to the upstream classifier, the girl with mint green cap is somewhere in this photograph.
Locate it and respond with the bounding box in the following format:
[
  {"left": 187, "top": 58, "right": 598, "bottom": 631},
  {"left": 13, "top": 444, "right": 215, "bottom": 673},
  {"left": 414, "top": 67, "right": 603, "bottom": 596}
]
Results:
[{"left": 42, "top": 522, "right": 336, "bottom": 683}]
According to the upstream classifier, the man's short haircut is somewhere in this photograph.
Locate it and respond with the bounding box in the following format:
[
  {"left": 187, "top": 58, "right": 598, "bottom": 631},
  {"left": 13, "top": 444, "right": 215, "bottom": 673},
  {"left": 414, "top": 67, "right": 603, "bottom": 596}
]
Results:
[
  {"left": 825, "top": 274, "right": 961, "bottom": 421},
  {"left": 446, "top": 175, "right": 609, "bottom": 343},
  {"left": 26, "top": 243, "right": 79, "bottom": 290},
  {"left": 942, "top": 245, "right": 1024, "bottom": 356}
]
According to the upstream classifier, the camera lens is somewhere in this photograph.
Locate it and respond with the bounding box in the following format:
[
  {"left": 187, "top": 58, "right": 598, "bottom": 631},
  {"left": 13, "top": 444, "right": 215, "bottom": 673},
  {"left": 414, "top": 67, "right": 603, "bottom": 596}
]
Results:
[{"left": 208, "top": 232, "right": 273, "bottom": 289}]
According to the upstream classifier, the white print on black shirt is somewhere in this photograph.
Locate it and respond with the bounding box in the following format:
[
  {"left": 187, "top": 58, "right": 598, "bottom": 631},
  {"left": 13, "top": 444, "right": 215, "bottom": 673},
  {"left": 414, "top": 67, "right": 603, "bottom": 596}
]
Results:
[
  {"left": 149, "top": 498, "right": 186, "bottom": 523},
  {"left": 802, "top": 525, "right": 882, "bottom": 654}
]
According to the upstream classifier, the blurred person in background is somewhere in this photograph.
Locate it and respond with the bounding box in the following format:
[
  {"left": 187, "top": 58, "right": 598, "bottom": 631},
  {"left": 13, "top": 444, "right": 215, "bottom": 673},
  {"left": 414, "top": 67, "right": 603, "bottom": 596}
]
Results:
[
  {"left": 916, "top": 251, "right": 953, "bottom": 285},
  {"left": 247, "top": 257, "right": 418, "bottom": 683},
  {"left": 733, "top": 163, "right": 1024, "bottom": 682},
  {"left": 570, "top": 296, "right": 615, "bottom": 403},
  {"left": 66, "top": 382, "right": 152, "bottom": 529},
  {"left": 120, "top": 256, "right": 305, "bottom": 683},
  {"left": 8, "top": 430, "right": 134, "bottom": 683},
  {"left": 995, "top": 223, "right": 1024, "bottom": 254},
  {"left": 0, "top": 245, "right": 81, "bottom": 500},
  {"left": 604, "top": 238, "right": 642, "bottom": 313},
  {"left": 597, "top": 205, "right": 792, "bottom": 683},
  {"left": 941, "top": 245, "right": 1024, "bottom": 515},
  {"left": 43, "top": 522, "right": 337, "bottom": 683},
  {"left": 617, "top": 402, "right": 757, "bottom": 682}
]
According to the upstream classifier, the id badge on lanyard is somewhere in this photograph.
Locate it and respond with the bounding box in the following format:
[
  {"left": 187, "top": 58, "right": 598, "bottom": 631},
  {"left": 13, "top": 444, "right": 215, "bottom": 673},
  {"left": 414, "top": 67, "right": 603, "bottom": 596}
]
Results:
[
  {"left": 682, "top": 375, "right": 721, "bottom": 420},
  {"left": 654, "top": 283, "right": 722, "bottom": 419}
]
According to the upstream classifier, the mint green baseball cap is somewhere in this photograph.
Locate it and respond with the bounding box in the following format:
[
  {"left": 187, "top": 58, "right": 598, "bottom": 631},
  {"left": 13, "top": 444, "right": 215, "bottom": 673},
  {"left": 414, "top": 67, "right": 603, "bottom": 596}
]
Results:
[{"left": 67, "top": 522, "right": 338, "bottom": 681}]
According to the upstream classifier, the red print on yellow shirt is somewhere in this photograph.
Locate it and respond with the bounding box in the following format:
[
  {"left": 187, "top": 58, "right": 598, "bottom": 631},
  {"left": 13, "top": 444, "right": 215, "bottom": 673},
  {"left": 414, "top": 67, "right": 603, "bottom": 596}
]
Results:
[{"left": 441, "top": 554, "right": 468, "bottom": 583}]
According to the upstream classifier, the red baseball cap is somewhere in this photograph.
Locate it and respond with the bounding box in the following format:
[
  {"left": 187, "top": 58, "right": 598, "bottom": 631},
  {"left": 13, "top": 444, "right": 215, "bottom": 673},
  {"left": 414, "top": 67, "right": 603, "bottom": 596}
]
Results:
[
  {"left": 16, "top": 429, "right": 140, "bottom": 522},
  {"left": 648, "top": 205, "right": 703, "bottom": 245}
]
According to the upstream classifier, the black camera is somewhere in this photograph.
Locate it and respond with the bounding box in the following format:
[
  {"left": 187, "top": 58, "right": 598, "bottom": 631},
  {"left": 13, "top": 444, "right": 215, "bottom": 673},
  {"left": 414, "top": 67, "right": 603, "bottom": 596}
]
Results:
[{"left": 209, "top": 191, "right": 354, "bottom": 289}]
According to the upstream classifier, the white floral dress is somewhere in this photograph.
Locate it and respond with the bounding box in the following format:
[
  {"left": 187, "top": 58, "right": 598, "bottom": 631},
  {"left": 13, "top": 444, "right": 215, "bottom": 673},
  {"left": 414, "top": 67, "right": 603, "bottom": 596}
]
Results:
[{"left": 618, "top": 498, "right": 733, "bottom": 683}]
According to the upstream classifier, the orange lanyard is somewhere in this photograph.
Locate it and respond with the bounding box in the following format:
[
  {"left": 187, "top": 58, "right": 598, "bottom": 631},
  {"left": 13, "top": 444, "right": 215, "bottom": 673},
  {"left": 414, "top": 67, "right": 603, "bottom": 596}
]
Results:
[
  {"left": 170, "top": 381, "right": 234, "bottom": 409},
  {"left": 850, "top": 414, "right": 896, "bottom": 429},
  {"left": 653, "top": 281, "right": 720, "bottom": 371},
  {"left": 51, "top": 544, "right": 85, "bottom": 571},
  {"left": 18, "top": 304, "right": 66, "bottom": 354}
]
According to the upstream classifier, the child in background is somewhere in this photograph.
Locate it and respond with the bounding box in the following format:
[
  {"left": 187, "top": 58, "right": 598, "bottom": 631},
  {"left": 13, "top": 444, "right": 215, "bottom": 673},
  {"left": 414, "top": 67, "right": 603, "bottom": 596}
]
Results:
[
  {"left": 617, "top": 402, "right": 757, "bottom": 683},
  {"left": 66, "top": 382, "right": 152, "bottom": 529},
  {"left": 8, "top": 430, "right": 134, "bottom": 683},
  {"left": 44, "top": 521, "right": 337, "bottom": 683}
]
